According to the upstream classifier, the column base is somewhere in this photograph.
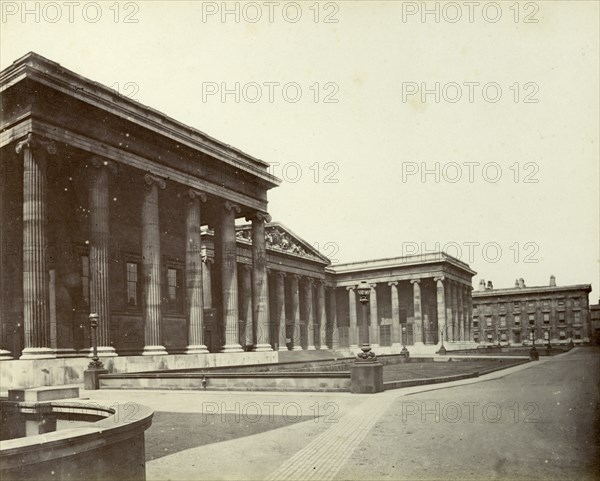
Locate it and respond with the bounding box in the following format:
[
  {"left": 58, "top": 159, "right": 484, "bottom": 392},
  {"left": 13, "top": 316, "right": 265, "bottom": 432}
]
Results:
[
  {"left": 292, "top": 346, "right": 303, "bottom": 351},
  {"left": 87, "top": 346, "right": 118, "bottom": 357},
  {"left": 220, "top": 343, "right": 243, "bottom": 353},
  {"left": 0, "top": 349, "right": 14, "bottom": 360},
  {"left": 186, "top": 345, "right": 209, "bottom": 354},
  {"left": 56, "top": 348, "right": 80, "bottom": 358},
  {"left": 370, "top": 343, "right": 381, "bottom": 349},
  {"left": 252, "top": 343, "right": 273, "bottom": 352},
  {"left": 142, "top": 345, "right": 168, "bottom": 356},
  {"left": 278, "top": 345, "right": 289, "bottom": 351},
  {"left": 307, "top": 345, "right": 316, "bottom": 350},
  {"left": 20, "top": 347, "right": 57, "bottom": 360}
]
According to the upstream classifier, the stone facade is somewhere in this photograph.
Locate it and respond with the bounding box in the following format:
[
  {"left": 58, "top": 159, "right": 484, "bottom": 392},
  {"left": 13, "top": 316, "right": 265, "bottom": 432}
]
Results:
[{"left": 472, "top": 277, "right": 593, "bottom": 345}]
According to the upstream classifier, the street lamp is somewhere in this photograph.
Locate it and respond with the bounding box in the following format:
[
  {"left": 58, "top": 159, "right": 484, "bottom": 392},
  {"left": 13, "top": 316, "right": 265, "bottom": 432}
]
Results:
[
  {"left": 356, "top": 280, "right": 375, "bottom": 361},
  {"left": 437, "top": 326, "right": 447, "bottom": 355},
  {"left": 568, "top": 329, "right": 574, "bottom": 349},
  {"left": 529, "top": 325, "right": 539, "bottom": 361},
  {"left": 401, "top": 325, "right": 409, "bottom": 357},
  {"left": 84, "top": 313, "right": 108, "bottom": 389}
]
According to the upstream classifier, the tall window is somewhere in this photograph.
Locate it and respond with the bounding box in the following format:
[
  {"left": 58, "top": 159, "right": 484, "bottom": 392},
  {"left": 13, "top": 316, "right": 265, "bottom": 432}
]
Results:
[
  {"left": 514, "top": 315, "right": 521, "bottom": 325},
  {"left": 573, "top": 298, "right": 581, "bottom": 308},
  {"left": 543, "top": 313, "right": 550, "bottom": 324},
  {"left": 528, "top": 314, "right": 535, "bottom": 325},
  {"left": 574, "top": 311, "right": 581, "bottom": 324},
  {"left": 558, "top": 312, "right": 565, "bottom": 323},
  {"left": 81, "top": 255, "right": 90, "bottom": 306},
  {"left": 542, "top": 300, "right": 550, "bottom": 310},
  {"left": 500, "top": 316, "right": 506, "bottom": 327},
  {"left": 127, "top": 262, "right": 139, "bottom": 307},
  {"left": 486, "top": 317, "right": 492, "bottom": 327},
  {"left": 513, "top": 302, "right": 520, "bottom": 311},
  {"left": 557, "top": 299, "right": 565, "bottom": 308}
]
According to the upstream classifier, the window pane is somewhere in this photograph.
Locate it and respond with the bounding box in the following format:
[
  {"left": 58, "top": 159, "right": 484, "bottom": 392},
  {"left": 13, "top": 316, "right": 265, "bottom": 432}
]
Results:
[{"left": 127, "top": 262, "right": 138, "bottom": 307}]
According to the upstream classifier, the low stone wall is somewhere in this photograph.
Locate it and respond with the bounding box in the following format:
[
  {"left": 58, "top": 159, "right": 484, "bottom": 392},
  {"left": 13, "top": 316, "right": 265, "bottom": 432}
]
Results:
[
  {"left": 100, "top": 371, "right": 352, "bottom": 392},
  {"left": 0, "top": 400, "right": 153, "bottom": 481},
  {"left": 0, "top": 351, "right": 278, "bottom": 391}
]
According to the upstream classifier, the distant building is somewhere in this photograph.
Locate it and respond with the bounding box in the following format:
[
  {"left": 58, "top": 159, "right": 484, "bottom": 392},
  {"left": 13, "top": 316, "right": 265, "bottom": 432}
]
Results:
[
  {"left": 590, "top": 301, "right": 600, "bottom": 345},
  {"left": 472, "top": 276, "right": 592, "bottom": 345}
]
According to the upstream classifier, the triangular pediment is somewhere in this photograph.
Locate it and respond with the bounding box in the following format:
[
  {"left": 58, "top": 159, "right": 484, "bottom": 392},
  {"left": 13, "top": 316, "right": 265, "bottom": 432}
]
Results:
[{"left": 235, "top": 222, "right": 330, "bottom": 265}]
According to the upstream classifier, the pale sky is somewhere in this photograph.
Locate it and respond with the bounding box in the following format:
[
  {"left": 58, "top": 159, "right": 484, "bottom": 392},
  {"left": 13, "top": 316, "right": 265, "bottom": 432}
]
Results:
[{"left": 1, "top": 1, "right": 598, "bottom": 298}]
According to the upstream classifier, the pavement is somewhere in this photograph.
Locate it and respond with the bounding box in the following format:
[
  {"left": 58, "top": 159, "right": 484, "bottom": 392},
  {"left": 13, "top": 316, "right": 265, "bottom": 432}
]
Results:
[{"left": 84, "top": 347, "right": 599, "bottom": 481}]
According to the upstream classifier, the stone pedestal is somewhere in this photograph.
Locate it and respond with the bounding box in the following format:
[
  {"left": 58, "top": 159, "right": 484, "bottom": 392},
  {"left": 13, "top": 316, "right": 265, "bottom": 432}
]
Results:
[
  {"left": 84, "top": 367, "right": 108, "bottom": 390},
  {"left": 351, "top": 361, "right": 384, "bottom": 394}
]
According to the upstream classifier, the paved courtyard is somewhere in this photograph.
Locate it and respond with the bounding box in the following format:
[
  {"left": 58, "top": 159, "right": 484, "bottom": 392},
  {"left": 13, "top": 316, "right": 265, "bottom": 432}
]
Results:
[{"left": 85, "top": 347, "right": 599, "bottom": 480}]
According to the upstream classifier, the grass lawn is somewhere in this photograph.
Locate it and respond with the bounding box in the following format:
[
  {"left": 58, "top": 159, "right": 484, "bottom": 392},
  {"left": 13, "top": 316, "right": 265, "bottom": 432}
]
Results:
[{"left": 382, "top": 358, "right": 525, "bottom": 382}]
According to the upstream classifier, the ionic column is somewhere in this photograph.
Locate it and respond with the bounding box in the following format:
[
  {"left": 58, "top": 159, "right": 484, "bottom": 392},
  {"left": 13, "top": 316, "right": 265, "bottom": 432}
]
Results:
[
  {"left": 411, "top": 279, "right": 423, "bottom": 345},
  {"left": 446, "top": 281, "right": 454, "bottom": 342},
  {"left": 467, "top": 286, "right": 473, "bottom": 341},
  {"left": 275, "top": 272, "right": 287, "bottom": 351},
  {"left": 17, "top": 134, "right": 56, "bottom": 359},
  {"left": 241, "top": 264, "right": 253, "bottom": 348},
  {"left": 249, "top": 212, "right": 272, "bottom": 352},
  {"left": 452, "top": 281, "right": 460, "bottom": 342},
  {"left": 317, "top": 280, "right": 327, "bottom": 349},
  {"left": 458, "top": 285, "right": 464, "bottom": 342},
  {"left": 219, "top": 201, "right": 242, "bottom": 353},
  {"left": 389, "top": 281, "right": 401, "bottom": 347},
  {"left": 435, "top": 277, "right": 446, "bottom": 343},
  {"left": 202, "top": 258, "right": 213, "bottom": 309},
  {"left": 88, "top": 157, "right": 117, "bottom": 356},
  {"left": 290, "top": 274, "right": 302, "bottom": 350},
  {"left": 305, "top": 278, "right": 316, "bottom": 350},
  {"left": 328, "top": 287, "right": 338, "bottom": 349},
  {"left": 369, "top": 283, "right": 380, "bottom": 348},
  {"left": 184, "top": 190, "right": 208, "bottom": 354},
  {"left": 347, "top": 286, "right": 358, "bottom": 348},
  {"left": 0, "top": 160, "right": 10, "bottom": 360},
  {"left": 142, "top": 174, "right": 167, "bottom": 356}
]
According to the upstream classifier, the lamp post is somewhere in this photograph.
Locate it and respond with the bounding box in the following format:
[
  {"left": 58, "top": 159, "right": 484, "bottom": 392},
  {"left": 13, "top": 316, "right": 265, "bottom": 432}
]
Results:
[
  {"left": 437, "top": 327, "right": 447, "bottom": 355},
  {"left": 350, "top": 281, "right": 383, "bottom": 393},
  {"left": 568, "top": 329, "right": 574, "bottom": 349},
  {"left": 529, "top": 325, "right": 539, "bottom": 361},
  {"left": 401, "top": 325, "right": 409, "bottom": 357},
  {"left": 84, "top": 313, "right": 108, "bottom": 389},
  {"left": 356, "top": 280, "right": 372, "bottom": 357}
]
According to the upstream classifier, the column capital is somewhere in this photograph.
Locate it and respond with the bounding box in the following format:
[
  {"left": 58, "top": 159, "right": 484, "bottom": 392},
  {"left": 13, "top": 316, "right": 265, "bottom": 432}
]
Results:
[
  {"left": 224, "top": 201, "right": 241, "bottom": 214},
  {"left": 369, "top": 283, "right": 377, "bottom": 290},
  {"left": 304, "top": 277, "right": 315, "bottom": 286},
  {"left": 144, "top": 173, "right": 166, "bottom": 190},
  {"left": 434, "top": 276, "right": 445, "bottom": 283},
  {"left": 388, "top": 281, "right": 398, "bottom": 287},
  {"left": 202, "top": 256, "right": 214, "bottom": 266},
  {"left": 346, "top": 285, "right": 355, "bottom": 291},
  {"left": 188, "top": 189, "right": 207, "bottom": 202},
  {"left": 291, "top": 273, "right": 302, "bottom": 281},
  {"left": 245, "top": 211, "right": 271, "bottom": 223},
  {"left": 242, "top": 263, "right": 253, "bottom": 273},
  {"left": 15, "top": 133, "right": 57, "bottom": 155},
  {"left": 410, "top": 279, "right": 421, "bottom": 285},
  {"left": 275, "top": 270, "right": 287, "bottom": 279},
  {"left": 90, "top": 156, "right": 118, "bottom": 174}
]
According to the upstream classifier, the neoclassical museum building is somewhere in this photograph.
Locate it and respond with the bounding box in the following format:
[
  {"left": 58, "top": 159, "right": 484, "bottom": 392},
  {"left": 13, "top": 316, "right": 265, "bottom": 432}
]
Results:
[{"left": 0, "top": 53, "right": 478, "bottom": 388}]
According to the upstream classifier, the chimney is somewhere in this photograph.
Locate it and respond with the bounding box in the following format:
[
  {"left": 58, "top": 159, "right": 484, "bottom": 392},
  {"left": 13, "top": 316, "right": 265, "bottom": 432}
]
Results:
[
  {"left": 478, "top": 279, "right": 486, "bottom": 291},
  {"left": 550, "top": 275, "right": 556, "bottom": 287},
  {"left": 514, "top": 279, "right": 519, "bottom": 287},
  {"left": 518, "top": 278, "right": 525, "bottom": 288}
]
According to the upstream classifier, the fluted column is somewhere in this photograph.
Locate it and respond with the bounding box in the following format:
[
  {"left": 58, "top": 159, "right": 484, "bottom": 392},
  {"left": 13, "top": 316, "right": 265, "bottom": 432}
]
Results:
[
  {"left": 241, "top": 264, "right": 253, "bottom": 348},
  {"left": 389, "top": 281, "right": 401, "bottom": 347},
  {"left": 445, "top": 281, "right": 454, "bottom": 342},
  {"left": 451, "top": 281, "right": 459, "bottom": 341},
  {"left": 290, "top": 274, "right": 302, "bottom": 350},
  {"left": 275, "top": 271, "right": 287, "bottom": 351},
  {"left": 185, "top": 189, "right": 208, "bottom": 354},
  {"left": 219, "top": 201, "right": 242, "bottom": 353},
  {"left": 411, "top": 279, "right": 423, "bottom": 345},
  {"left": 142, "top": 174, "right": 167, "bottom": 356},
  {"left": 304, "top": 278, "right": 316, "bottom": 350},
  {"left": 328, "top": 287, "right": 338, "bottom": 349},
  {"left": 369, "top": 283, "right": 379, "bottom": 348},
  {"left": 467, "top": 286, "right": 473, "bottom": 341},
  {"left": 347, "top": 286, "right": 358, "bottom": 348},
  {"left": 17, "top": 134, "right": 56, "bottom": 359},
  {"left": 88, "top": 157, "right": 117, "bottom": 356},
  {"left": 457, "top": 284, "right": 465, "bottom": 342},
  {"left": 435, "top": 277, "right": 446, "bottom": 343},
  {"left": 249, "top": 212, "right": 272, "bottom": 352},
  {"left": 0, "top": 160, "right": 10, "bottom": 360},
  {"left": 317, "top": 280, "right": 327, "bottom": 349}
]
